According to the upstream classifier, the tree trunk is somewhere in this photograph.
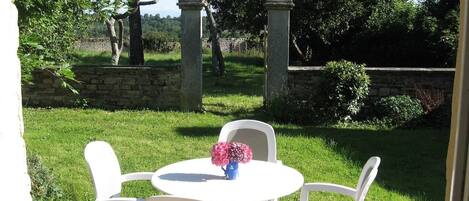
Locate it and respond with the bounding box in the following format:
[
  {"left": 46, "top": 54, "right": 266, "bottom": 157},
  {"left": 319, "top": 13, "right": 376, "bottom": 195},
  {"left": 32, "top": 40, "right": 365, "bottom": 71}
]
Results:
[
  {"left": 129, "top": 5, "right": 145, "bottom": 65},
  {"left": 204, "top": 4, "right": 225, "bottom": 76},
  {"left": 106, "top": 17, "right": 124, "bottom": 65},
  {"left": 0, "top": 1, "right": 31, "bottom": 200}
]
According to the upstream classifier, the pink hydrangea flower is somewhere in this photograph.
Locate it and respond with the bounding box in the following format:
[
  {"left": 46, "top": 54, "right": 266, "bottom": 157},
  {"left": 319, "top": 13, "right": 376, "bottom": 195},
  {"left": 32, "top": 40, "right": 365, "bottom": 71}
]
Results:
[
  {"left": 211, "top": 142, "right": 253, "bottom": 166},
  {"left": 211, "top": 142, "right": 230, "bottom": 166}
]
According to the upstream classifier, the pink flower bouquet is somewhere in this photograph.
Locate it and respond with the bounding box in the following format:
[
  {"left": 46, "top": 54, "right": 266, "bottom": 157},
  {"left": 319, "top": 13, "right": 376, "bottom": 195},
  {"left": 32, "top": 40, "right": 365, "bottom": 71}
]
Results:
[{"left": 211, "top": 142, "right": 253, "bottom": 166}]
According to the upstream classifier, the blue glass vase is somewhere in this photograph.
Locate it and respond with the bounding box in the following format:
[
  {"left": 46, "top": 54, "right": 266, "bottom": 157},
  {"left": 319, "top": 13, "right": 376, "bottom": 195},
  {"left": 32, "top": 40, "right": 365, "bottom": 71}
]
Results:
[{"left": 223, "top": 161, "right": 239, "bottom": 180}]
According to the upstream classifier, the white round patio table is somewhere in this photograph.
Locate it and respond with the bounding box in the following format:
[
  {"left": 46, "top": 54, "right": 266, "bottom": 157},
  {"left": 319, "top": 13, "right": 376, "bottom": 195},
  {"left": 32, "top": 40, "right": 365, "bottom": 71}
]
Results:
[{"left": 151, "top": 158, "right": 304, "bottom": 201}]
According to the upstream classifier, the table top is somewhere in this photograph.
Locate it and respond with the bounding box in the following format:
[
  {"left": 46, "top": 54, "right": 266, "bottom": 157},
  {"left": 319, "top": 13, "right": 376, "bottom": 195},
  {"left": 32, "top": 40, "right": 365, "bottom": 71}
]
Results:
[{"left": 151, "top": 158, "right": 304, "bottom": 201}]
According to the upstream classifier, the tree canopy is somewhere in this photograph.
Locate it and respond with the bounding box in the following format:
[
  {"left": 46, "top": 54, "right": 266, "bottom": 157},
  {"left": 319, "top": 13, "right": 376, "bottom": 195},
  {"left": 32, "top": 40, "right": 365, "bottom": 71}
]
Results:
[
  {"left": 210, "top": 0, "right": 459, "bottom": 67},
  {"left": 16, "top": 0, "right": 92, "bottom": 81}
]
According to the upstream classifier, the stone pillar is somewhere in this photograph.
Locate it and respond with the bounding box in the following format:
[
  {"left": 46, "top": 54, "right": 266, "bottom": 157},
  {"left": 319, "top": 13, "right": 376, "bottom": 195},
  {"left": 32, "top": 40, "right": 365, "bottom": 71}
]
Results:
[
  {"left": 178, "top": 0, "right": 204, "bottom": 111},
  {"left": 264, "top": 0, "right": 294, "bottom": 105},
  {"left": 0, "top": 1, "right": 32, "bottom": 200}
]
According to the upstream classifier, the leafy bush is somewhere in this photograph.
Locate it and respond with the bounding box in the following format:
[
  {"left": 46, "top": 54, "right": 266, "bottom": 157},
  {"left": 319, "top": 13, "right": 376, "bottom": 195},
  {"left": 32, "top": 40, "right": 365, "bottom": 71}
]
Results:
[
  {"left": 16, "top": 0, "right": 91, "bottom": 83},
  {"left": 143, "top": 32, "right": 180, "bottom": 53},
  {"left": 321, "top": 60, "right": 370, "bottom": 121},
  {"left": 374, "top": 95, "right": 424, "bottom": 125},
  {"left": 269, "top": 60, "right": 369, "bottom": 124},
  {"left": 28, "top": 153, "right": 64, "bottom": 200}
]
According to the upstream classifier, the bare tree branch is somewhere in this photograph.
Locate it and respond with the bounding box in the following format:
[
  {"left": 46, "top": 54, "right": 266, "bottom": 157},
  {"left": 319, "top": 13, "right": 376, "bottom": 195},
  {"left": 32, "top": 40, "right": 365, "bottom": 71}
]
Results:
[
  {"left": 112, "top": 12, "right": 130, "bottom": 20},
  {"left": 138, "top": 0, "right": 158, "bottom": 6}
]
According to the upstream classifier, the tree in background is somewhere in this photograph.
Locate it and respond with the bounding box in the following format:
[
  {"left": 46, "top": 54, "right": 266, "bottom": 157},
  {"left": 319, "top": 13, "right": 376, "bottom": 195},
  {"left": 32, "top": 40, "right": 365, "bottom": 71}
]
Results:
[
  {"left": 128, "top": 0, "right": 158, "bottom": 65},
  {"left": 92, "top": 0, "right": 158, "bottom": 65},
  {"left": 290, "top": 0, "right": 368, "bottom": 64},
  {"left": 210, "top": 0, "right": 266, "bottom": 37},
  {"left": 92, "top": 0, "right": 129, "bottom": 65},
  {"left": 204, "top": 1, "right": 225, "bottom": 76},
  {"left": 210, "top": 0, "right": 459, "bottom": 67},
  {"left": 417, "top": 0, "right": 459, "bottom": 67}
]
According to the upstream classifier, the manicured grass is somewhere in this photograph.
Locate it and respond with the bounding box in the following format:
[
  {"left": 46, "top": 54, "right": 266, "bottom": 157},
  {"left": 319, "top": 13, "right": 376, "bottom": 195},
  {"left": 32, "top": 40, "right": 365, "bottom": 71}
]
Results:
[{"left": 24, "top": 51, "right": 449, "bottom": 201}]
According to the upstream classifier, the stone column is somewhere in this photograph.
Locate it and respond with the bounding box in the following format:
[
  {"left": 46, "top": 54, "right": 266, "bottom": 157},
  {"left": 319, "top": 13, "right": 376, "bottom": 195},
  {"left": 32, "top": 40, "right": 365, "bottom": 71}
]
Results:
[
  {"left": 264, "top": 0, "right": 294, "bottom": 105},
  {"left": 178, "top": 0, "right": 204, "bottom": 111},
  {"left": 0, "top": 1, "right": 32, "bottom": 200}
]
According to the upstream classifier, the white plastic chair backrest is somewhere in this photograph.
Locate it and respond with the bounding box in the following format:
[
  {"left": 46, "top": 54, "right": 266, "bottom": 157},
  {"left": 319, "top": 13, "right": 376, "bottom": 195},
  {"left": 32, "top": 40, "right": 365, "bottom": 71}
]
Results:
[
  {"left": 146, "top": 195, "right": 200, "bottom": 201},
  {"left": 84, "top": 141, "right": 123, "bottom": 200},
  {"left": 355, "top": 157, "right": 381, "bottom": 201},
  {"left": 218, "top": 120, "right": 277, "bottom": 163}
]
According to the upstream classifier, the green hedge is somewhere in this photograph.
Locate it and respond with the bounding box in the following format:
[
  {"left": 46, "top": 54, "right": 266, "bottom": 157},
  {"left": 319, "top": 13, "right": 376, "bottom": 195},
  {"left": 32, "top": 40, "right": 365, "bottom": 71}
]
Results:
[
  {"left": 321, "top": 60, "right": 370, "bottom": 121},
  {"left": 374, "top": 95, "right": 424, "bottom": 126}
]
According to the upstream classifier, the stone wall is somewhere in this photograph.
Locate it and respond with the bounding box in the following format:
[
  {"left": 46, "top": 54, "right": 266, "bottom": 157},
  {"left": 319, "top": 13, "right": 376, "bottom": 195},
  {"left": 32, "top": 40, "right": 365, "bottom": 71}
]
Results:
[
  {"left": 77, "top": 38, "right": 259, "bottom": 53},
  {"left": 288, "top": 66, "right": 455, "bottom": 103},
  {"left": 76, "top": 38, "right": 115, "bottom": 52},
  {"left": 202, "top": 38, "right": 258, "bottom": 52},
  {"left": 23, "top": 66, "right": 181, "bottom": 109}
]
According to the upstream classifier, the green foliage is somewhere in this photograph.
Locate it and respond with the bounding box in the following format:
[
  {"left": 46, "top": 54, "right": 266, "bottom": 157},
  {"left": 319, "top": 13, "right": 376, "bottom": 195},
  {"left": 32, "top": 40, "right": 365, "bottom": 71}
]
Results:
[
  {"left": 90, "top": 0, "right": 132, "bottom": 21},
  {"left": 374, "top": 95, "right": 424, "bottom": 125},
  {"left": 211, "top": 0, "right": 459, "bottom": 67},
  {"left": 417, "top": 0, "right": 460, "bottom": 67},
  {"left": 142, "top": 14, "right": 181, "bottom": 39},
  {"left": 16, "top": 0, "right": 91, "bottom": 83},
  {"left": 322, "top": 60, "right": 370, "bottom": 121},
  {"left": 269, "top": 60, "right": 370, "bottom": 124},
  {"left": 28, "top": 153, "right": 65, "bottom": 200},
  {"left": 210, "top": 0, "right": 267, "bottom": 37},
  {"left": 143, "top": 32, "right": 180, "bottom": 52},
  {"left": 84, "top": 14, "right": 182, "bottom": 39}
]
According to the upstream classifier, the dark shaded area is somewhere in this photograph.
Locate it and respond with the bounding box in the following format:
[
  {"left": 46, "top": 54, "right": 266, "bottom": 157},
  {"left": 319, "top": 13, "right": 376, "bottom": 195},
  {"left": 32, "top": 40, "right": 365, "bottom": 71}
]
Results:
[
  {"left": 277, "top": 126, "right": 448, "bottom": 201},
  {"left": 176, "top": 125, "right": 449, "bottom": 200}
]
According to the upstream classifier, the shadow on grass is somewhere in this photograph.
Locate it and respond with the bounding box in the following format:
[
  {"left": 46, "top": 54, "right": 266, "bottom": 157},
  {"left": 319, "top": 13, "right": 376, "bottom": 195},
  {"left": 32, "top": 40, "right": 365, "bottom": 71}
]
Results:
[
  {"left": 145, "top": 58, "right": 180, "bottom": 66},
  {"left": 203, "top": 55, "right": 265, "bottom": 97},
  {"left": 224, "top": 55, "right": 265, "bottom": 66},
  {"left": 281, "top": 126, "right": 448, "bottom": 201},
  {"left": 176, "top": 125, "right": 449, "bottom": 201}
]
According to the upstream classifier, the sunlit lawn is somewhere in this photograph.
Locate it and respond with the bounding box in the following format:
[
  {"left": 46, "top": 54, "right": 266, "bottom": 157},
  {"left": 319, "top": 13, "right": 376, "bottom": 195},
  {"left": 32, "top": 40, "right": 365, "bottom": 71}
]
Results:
[{"left": 24, "top": 51, "right": 449, "bottom": 201}]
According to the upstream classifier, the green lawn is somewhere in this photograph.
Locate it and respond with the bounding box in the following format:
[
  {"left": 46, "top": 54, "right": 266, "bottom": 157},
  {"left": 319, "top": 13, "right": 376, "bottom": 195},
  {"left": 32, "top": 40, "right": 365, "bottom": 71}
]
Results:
[{"left": 24, "top": 51, "right": 449, "bottom": 201}]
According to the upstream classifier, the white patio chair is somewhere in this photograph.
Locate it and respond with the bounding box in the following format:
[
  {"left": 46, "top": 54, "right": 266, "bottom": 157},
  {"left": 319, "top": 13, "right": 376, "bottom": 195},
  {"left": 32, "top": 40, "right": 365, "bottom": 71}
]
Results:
[
  {"left": 84, "top": 141, "right": 154, "bottom": 201},
  {"left": 218, "top": 119, "right": 280, "bottom": 164},
  {"left": 219, "top": 120, "right": 281, "bottom": 201},
  {"left": 146, "top": 195, "right": 200, "bottom": 201},
  {"left": 299, "top": 157, "right": 381, "bottom": 201}
]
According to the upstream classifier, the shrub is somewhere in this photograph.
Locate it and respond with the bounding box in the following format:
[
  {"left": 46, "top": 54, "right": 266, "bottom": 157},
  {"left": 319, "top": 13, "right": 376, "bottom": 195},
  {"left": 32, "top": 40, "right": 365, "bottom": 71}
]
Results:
[
  {"left": 143, "top": 32, "right": 180, "bottom": 53},
  {"left": 321, "top": 60, "right": 370, "bottom": 121},
  {"left": 268, "top": 60, "right": 369, "bottom": 124},
  {"left": 28, "top": 153, "right": 64, "bottom": 200},
  {"left": 415, "top": 87, "right": 446, "bottom": 114},
  {"left": 374, "top": 95, "right": 424, "bottom": 125},
  {"left": 414, "top": 87, "right": 450, "bottom": 127}
]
